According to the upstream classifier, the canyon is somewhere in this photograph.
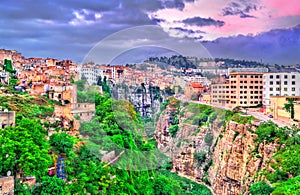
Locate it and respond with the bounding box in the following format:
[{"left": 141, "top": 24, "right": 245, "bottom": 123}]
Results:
[{"left": 154, "top": 101, "right": 280, "bottom": 195}]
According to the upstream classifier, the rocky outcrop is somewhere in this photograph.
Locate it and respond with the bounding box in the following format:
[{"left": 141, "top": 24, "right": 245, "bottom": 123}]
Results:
[{"left": 155, "top": 105, "right": 279, "bottom": 195}]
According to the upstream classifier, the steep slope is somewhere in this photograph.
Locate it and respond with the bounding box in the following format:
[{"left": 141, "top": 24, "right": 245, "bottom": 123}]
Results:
[{"left": 155, "top": 100, "right": 286, "bottom": 195}]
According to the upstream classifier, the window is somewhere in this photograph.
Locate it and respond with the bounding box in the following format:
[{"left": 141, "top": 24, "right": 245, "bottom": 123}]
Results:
[
  {"left": 284, "top": 75, "right": 288, "bottom": 79},
  {"left": 276, "top": 88, "right": 280, "bottom": 91},
  {"left": 276, "top": 75, "right": 280, "bottom": 79},
  {"left": 270, "top": 75, "right": 273, "bottom": 79},
  {"left": 292, "top": 87, "right": 295, "bottom": 91},
  {"left": 276, "top": 81, "right": 280, "bottom": 85},
  {"left": 284, "top": 88, "right": 288, "bottom": 91},
  {"left": 292, "top": 81, "right": 295, "bottom": 85},
  {"left": 292, "top": 75, "right": 296, "bottom": 79},
  {"left": 284, "top": 81, "right": 288, "bottom": 85},
  {"left": 270, "top": 81, "right": 273, "bottom": 85}
]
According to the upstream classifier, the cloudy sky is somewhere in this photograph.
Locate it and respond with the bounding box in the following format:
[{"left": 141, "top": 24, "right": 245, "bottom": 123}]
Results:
[{"left": 1, "top": 0, "right": 299, "bottom": 64}]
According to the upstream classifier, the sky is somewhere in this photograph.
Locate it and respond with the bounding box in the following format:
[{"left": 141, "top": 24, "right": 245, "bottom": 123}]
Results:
[{"left": 0, "top": 0, "right": 299, "bottom": 65}]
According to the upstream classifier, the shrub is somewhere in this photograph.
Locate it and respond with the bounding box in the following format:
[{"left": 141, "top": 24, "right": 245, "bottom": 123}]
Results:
[
  {"left": 255, "top": 121, "right": 278, "bottom": 143},
  {"left": 250, "top": 181, "right": 273, "bottom": 195},
  {"left": 169, "top": 124, "right": 179, "bottom": 137},
  {"left": 204, "top": 134, "right": 213, "bottom": 147},
  {"left": 194, "top": 151, "right": 207, "bottom": 165}
]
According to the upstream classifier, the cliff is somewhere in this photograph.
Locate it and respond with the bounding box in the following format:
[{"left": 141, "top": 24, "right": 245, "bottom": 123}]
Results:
[{"left": 155, "top": 103, "right": 279, "bottom": 195}]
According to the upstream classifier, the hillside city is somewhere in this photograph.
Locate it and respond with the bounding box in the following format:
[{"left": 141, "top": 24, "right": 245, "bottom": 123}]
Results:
[{"left": 0, "top": 48, "right": 300, "bottom": 194}]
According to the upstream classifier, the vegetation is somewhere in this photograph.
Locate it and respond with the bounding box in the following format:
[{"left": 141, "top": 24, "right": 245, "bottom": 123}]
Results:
[
  {"left": 272, "top": 176, "right": 300, "bottom": 195},
  {"left": 254, "top": 121, "right": 300, "bottom": 194},
  {"left": 204, "top": 134, "right": 213, "bottom": 147},
  {"left": 249, "top": 181, "right": 273, "bottom": 195},
  {"left": 284, "top": 98, "right": 295, "bottom": 119},
  {"left": 169, "top": 124, "right": 179, "bottom": 137},
  {"left": 4, "top": 91, "right": 212, "bottom": 194},
  {"left": 0, "top": 118, "right": 52, "bottom": 180},
  {"left": 49, "top": 133, "right": 75, "bottom": 156},
  {"left": 0, "top": 95, "right": 54, "bottom": 119},
  {"left": 194, "top": 151, "right": 207, "bottom": 166}
]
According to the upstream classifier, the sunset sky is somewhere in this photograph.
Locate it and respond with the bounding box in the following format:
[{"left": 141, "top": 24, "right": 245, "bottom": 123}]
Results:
[{"left": 0, "top": 0, "right": 299, "bottom": 64}]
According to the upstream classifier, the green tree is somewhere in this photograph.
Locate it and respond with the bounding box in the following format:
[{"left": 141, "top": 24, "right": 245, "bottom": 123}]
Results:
[
  {"left": 74, "top": 80, "right": 86, "bottom": 91},
  {"left": 32, "top": 176, "right": 67, "bottom": 195},
  {"left": 153, "top": 175, "right": 179, "bottom": 195},
  {"left": 0, "top": 118, "right": 52, "bottom": 180},
  {"left": 284, "top": 98, "right": 295, "bottom": 119},
  {"left": 250, "top": 181, "right": 273, "bottom": 195},
  {"left": 49, "top": 133, "right": 74, "bottom": 156},
  {"left": 194, "top": 151, "right": 207, "bottom": 166}
]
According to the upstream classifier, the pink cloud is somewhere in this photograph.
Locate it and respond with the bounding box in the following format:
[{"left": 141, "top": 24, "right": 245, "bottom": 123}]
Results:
[{"left": 262, "top": 0, "right": 300, "bottom": 17}]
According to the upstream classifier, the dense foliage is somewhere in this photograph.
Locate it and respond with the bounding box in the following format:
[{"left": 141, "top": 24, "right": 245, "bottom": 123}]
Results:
[
  {"left": 0, "top": 118, "right": 52, "bottom": 180},
  {"left": 252, "top": 121, "right": 300, "bottom": 195},
  {"left": 249, "top": 181, "right": 273, "bottom": 195},
  {"left": 49, "top": 133, "right": 75, "bottom": 156}
]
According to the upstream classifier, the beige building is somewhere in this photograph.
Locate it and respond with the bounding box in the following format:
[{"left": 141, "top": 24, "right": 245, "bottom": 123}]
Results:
[
  {"left": 211, "top": 72, "right": 264, "bottom": 108},
  {"left": 270, "top": 96, "right": 300, "bottom": 122}
]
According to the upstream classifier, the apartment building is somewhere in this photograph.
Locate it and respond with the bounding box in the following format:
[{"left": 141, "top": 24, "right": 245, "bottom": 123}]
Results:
[
  {"left": 211, "top": 72, "right": 264, "bottom": 107},
  {"left": 80, "top": 65, "right": 104, "bottom": 85},
  {"left": 263, "top": 73, "right": 300, "bottom": 112}
]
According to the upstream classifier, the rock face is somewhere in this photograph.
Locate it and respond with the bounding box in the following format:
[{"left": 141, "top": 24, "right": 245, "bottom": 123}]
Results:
[{"left": 155, "top": 106, "right": 279, "bottom": 195}]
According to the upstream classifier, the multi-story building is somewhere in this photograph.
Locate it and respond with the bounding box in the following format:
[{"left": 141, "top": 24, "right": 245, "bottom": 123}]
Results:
[
  {"left": 80, "top": 65, "right": 104, "bottom": 85},
  {"left": 263, "top": 73, "right": 300, "bottom": 112},
  {"left": 211, "top": 71, "right": 265, "bottom": 108}
]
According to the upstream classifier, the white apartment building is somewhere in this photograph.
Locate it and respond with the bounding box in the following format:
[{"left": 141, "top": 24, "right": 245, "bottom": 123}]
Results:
[
  {"left": 263, "top": 72, "right": 300, "bottom": 110},
  {"left": 80, "top": 65, "right": 104, "bottom": 85}
]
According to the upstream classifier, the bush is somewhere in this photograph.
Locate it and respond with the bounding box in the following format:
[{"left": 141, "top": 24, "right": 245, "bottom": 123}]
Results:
[
  {"left": 255, "top": 121, "right": 278, "bottom": 143},
  {"left": 169, "top": 124, "right": 179, "bottom": 137},
  {"left": 266, "top": 169, "right": 289, "bottom": 183},
  {"left": 250, "top": 181, "right": 273, "bottom": 195},
  {"left": 209, "top": 112, "right": 217, "bottom": 123},
  {"left": 272, "top": 176, "right": 300, "bottom": 195},
  {"left": 194, "top": 151, "right": 207, "bottom": 166},
  {"left": 203, "top": 159, "right": 213, "bottom": 172},
  {"left": 204, "top": 134, "right": 213, "bottom": 147}
]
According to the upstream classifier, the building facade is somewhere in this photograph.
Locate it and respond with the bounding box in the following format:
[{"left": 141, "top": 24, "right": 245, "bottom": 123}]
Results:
[
  {"left": 270, "top": 96, "right": 300, "bottom": 122},
  {"left": 263, "top": 73, "right": 300, "bottom": 112},
  {"left": 211, "top": 72, "right": 265, "bottom": 108},
  {"left": 0, "top": 110, "right": 15, "bottom": 129},
  {"left": 80, "top": 65, "right": 104, "bottom": 85}
]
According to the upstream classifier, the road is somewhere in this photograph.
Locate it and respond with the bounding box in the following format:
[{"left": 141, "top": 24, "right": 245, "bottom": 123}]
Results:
[{"left": 185, "top": 100, "right": 289, "bottom": 127}]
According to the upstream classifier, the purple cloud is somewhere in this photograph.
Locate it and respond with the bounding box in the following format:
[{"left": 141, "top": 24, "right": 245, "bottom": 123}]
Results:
[{"left": 182, "top": 17, "right": 225, "bottom": 27}]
